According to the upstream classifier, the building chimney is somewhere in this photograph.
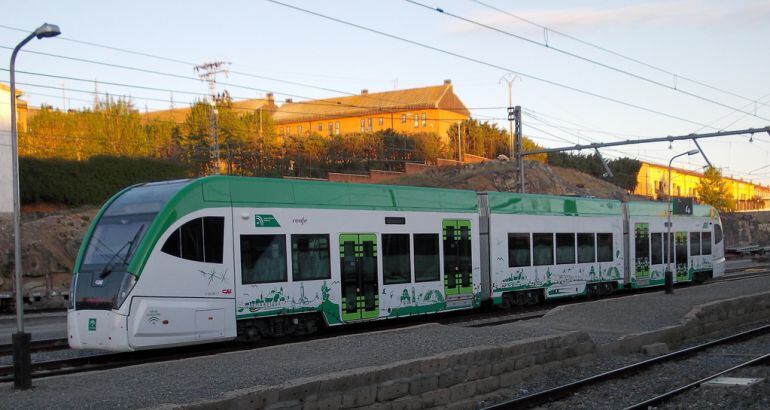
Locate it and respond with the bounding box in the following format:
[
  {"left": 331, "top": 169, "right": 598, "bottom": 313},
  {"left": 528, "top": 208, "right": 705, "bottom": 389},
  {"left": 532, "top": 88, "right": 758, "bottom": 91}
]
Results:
[
  {"left": 443, "top": 79, "right": 451, "bottom": 85},
  {"left": 285, "top": 98, "right": 293, "bottom": 103},
  {"left": 361, "top": 89, "right": 369, "bottom": 95},
  {"left": 266, "top": 92, "right": 274, "bottom": 101}
]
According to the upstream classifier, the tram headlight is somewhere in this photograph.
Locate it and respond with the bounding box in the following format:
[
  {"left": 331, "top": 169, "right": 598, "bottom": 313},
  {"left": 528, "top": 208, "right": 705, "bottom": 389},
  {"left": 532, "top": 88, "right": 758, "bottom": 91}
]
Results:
[
  {"left": 114, "top": 273, "right": 137, "bottom": 309},
  {"left": 68, "top": 274, "right": 76, "bottom": 310}
]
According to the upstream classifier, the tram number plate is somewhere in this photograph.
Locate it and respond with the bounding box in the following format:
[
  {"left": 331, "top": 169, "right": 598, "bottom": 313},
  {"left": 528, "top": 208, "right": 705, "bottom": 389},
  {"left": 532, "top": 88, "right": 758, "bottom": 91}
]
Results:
[{"left": 88, "top": 318, "right": 97, "bottom": 331}]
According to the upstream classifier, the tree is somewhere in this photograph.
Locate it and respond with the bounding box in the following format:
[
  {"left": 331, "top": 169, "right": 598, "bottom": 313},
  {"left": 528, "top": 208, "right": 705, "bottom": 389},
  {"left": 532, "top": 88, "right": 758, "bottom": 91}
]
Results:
[
  {"left": 446, "top": 119, "right": 546, "bottom": 162},
  {"left": 697, "top": 166, "right": 733, "bottom": 212}
]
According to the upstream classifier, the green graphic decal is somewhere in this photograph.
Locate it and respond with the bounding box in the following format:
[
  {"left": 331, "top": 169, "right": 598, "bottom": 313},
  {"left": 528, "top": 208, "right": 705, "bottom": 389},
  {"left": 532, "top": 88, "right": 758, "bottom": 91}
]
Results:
[
  {"left": 237, "top": 281, "right": 343, "bottom": 325},
  {"left": 88, "top": 318, "right": 96, "bottom": 331},
  {"left": 254, "top": 214, "right": 280, "bottom": 228},
  {"left": 387, "top": 286, "right": 447, "bottom": 317}
]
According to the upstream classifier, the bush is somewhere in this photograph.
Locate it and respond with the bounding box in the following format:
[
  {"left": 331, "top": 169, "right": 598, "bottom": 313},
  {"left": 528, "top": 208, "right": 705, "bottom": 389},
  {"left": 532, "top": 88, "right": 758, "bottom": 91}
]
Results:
[{"left": 20, "top": 156, "right": 192, "bottom": 206}]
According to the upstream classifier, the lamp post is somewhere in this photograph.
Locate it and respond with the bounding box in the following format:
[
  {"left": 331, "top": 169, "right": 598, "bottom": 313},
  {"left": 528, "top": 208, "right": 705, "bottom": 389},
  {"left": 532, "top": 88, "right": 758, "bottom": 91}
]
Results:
[
  {"left": 665, "top": 148, "right": 700, "bottom": 294},
  {"left": 9, "top": 22, "right": 61, "bottom": 390}
]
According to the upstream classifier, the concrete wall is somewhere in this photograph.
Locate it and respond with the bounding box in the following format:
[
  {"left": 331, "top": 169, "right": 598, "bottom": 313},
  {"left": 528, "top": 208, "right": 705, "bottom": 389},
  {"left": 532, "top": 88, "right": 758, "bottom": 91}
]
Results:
[
  {"left": 0, "top": 86, "right": 14, "bottom": 213},
  {"left": 180, "top": 331, "right": 595, "bottom": 410},
  {"left": 604, "top": 290, "right": 770, "bottom": 355}
]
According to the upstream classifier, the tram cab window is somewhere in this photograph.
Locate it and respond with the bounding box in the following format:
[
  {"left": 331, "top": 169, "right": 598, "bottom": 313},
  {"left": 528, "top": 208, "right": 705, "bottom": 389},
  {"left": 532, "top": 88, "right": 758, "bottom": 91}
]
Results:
[
  {"left": 556, "top": 233, "right": 576, "bottom": 265},
  {"left": 508, "top": 233, "right": 531, "bottom": 267},
  {"left": 577, "top": 233, "right": 596, "bottom": 263},
  {"left": 383, "top": 234, "right": 411, "bottom": 285},
  {"left": 414, "top": 234, "right": 440, "bottom": 282},
  {"left": 690, "top": 232, "right": 701, "bottom": 256},
  {"left": 291, "top": 234, "right": 331, "bottom": 281},
  {"left": 161, "top": 216, "right": 224, "bottom": 263},
  {"left": 650, "top": 233, "right": 663, "bottom": 265},
  {"left": 240, "top": 234, "right": 287, "bottom": 284},
  {"left": 702, "top": 232, "right": 712, "bottom": 255},
  {"left": 597, "top": 233, "right": 614, "bottom": 262},
  {"left": 715, "top": 224, "right": 723, "bottom": 244},
  {"left": 532, "top": 233, "right": 554, "bottom": 266}
]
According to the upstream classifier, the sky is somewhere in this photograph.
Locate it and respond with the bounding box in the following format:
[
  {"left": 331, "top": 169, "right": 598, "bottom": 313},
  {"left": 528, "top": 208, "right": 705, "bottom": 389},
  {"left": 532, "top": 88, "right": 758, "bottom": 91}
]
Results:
[{"left": 3, "top": 0, "right": 770, "bottom": 183}]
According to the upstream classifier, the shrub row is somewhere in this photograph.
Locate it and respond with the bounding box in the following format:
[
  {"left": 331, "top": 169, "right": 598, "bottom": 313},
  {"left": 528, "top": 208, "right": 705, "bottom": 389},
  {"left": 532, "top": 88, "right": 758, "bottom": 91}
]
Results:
[{"left": 20, "top": 156, "right": 192, "bottom": 206}]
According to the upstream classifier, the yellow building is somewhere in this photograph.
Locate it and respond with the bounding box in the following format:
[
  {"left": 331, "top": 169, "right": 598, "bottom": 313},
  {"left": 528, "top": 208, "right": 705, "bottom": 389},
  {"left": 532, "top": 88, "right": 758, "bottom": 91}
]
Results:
[
  {"left": 272, "top": 80, "right": 470, "bottom": 144},
  {"left": 142, "top": 93, "right": 277, "bottom": 123},
  {"left": 634, "top": 161, "right": 770, "bottom": 211}
]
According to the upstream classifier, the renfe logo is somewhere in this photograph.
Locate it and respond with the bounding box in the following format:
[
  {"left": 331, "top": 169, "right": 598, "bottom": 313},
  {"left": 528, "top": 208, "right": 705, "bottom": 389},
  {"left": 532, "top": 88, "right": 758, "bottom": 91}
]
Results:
[
  {"left": 254, "top": 214, "right": 280, "bottom": 228},
  {"left": 292, "top": 217, "right": 308, "bottom": 225},
  {"left": 88, "top": 318, "right": 97, "bottom": 331}
]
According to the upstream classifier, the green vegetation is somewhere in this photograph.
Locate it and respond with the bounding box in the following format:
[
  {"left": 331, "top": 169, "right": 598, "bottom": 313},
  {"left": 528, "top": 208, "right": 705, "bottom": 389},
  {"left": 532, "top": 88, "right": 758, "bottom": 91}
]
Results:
[
  {"left": 547, "top": 152, "right": 642, "bottom": 192},
  {"left": 20, "top": 156, "right": 191, "bottom": 206},
  {"left": 446, "top": 119, "right": 547, "bottom": 163},
  {"left": 697, "top": 166, "right": 734, "bottom": 212}
]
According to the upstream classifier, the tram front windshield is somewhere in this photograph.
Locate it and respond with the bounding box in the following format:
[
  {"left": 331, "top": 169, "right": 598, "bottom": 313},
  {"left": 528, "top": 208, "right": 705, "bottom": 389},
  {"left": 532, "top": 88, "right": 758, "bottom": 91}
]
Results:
[{"left": 73, "top": 180, "right": 188, "bottom": 310}]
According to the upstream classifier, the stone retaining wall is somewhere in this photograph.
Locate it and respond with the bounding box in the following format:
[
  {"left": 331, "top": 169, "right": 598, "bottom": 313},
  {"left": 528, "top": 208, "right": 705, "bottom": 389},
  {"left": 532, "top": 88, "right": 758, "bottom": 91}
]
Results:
[
  {"left": 605, "top": 290, "right": 770, "bottom": 354},
  {"left": 179, "top": 331, "right": 595, "bottom": 410}
]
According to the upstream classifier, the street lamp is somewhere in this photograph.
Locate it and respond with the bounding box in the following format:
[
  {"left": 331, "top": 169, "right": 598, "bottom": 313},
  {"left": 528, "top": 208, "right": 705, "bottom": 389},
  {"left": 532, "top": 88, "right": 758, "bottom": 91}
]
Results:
[
  {"left": 9, "top": 22, "right": 61, "bottom": 390},
  {"left": 665, "top": 148, "right": 700, "bottom": 294}
]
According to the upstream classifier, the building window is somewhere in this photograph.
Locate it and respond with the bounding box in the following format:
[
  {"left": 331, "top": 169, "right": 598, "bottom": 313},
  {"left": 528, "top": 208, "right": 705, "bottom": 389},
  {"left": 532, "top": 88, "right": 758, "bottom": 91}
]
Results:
[
  {"left": 328, "top": 122, "right": 333, "bottom": 135},
  {"left": 507, "top": 233, "right": 531, "bottom": 267},
  {"left": 421, "top": 112, "right": 427, "bottom": 127},
  {"left": 532, "top": 233, "right": 554, "bottom": 266},
  {"left": 401, "top": 114, "right": 407, "bottom": 124},
  {"left": 317, "top": 123, "right": 323, "bottom": 132},
  {"left": 556, "top": 233, "right": 575, "bottom": 265},
  {"left": 240, "top": 234, "right": 287, "bottom": 284},
  {"left": 291, "top": 234, "right": 331, "bottom": 281},
  {"left": 383, "top": 234, "right": 411, "bottom": 285},
  {"left": 361, "top": 119, "right": 365, "bottom": 132},
  {"left": 597, "top": 233, "right": 614, "bottom": 262},
  {"left": 367, "top": 117, "right": 373, "bottom": 131},
  {"left": 577, "top": 233, "right": 595, "bottom": 264},
  {"left": 414, "top": 114, "right": 419, "bottom": 128},
  {"left": 297, "top": 125, "right": 302, "bottom": 134},
  {"left": 378, "top": 117, "right": 384, "bottom": 127},
  {"left": 335, "top": 121, "right": 340, "bottom": 135},
  {"left": 413, "top": 234, "right": 440, "bottom": 282}
]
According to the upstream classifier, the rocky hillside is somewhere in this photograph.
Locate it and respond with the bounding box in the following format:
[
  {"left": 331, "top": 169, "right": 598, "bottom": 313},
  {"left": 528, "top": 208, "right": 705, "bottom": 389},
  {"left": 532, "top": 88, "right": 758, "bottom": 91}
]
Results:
[{"left": 387, "top": 159, "right": 635, "bottom": 200}]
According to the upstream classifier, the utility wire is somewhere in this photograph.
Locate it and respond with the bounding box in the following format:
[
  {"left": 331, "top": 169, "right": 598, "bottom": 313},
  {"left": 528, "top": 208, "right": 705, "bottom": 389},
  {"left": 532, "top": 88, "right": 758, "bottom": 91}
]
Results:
[
  {"left": 265, "top": 0, "right": 720, "bottom": 130},
  {"left": 407, "top": 0, "right": 770, "bottom": 122},
  {"left": 470, "top": 0, "right": 770, "bottom": 110}
]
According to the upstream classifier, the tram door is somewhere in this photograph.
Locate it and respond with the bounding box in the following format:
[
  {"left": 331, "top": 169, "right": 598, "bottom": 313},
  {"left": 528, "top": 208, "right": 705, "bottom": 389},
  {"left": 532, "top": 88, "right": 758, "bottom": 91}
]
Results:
[
  {"left": 339, "top": 233, "right": 379, "bottom": 321},
  {"left": 674, "top": 232, "right": 689, "bottom": 281},
  {"left": 443, "top": 220, "right": 473, "bottom": 297}
]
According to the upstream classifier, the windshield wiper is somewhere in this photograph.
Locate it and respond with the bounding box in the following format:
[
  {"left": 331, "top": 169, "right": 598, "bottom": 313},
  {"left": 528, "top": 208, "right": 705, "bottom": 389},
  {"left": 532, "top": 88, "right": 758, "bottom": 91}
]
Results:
[{"left": 99, "top": 224, "right": 145, "bottom": 279}]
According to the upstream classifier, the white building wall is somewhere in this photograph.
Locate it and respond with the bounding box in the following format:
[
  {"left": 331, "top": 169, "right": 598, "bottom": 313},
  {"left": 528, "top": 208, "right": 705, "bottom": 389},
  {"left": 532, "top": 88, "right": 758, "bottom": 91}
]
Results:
[{"left": 0, "top": 87, "right": 14, "bottom": 213}]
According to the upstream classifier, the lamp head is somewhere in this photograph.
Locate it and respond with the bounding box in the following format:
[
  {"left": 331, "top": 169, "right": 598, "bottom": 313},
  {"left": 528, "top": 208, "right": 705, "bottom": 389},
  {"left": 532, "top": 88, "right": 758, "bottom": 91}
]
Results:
[
  {"left": 34, "top": 23, "right": 61, "bottom": 39},
  {"left": 686, "top": 149, "right": 699, "bottom": 156}
]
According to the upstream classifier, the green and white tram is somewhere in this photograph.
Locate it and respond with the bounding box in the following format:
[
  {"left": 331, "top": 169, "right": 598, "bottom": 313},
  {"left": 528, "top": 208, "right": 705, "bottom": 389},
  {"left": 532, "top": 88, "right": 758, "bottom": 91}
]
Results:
[{"left": 67, "top": 176, "right": 724, "bottom": 351}]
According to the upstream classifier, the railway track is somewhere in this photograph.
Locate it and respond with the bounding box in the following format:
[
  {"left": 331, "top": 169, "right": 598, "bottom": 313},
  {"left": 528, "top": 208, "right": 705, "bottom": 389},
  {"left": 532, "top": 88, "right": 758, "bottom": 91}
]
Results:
[{"left": 483, "top": 323, "right": 770, "bottom": 409}]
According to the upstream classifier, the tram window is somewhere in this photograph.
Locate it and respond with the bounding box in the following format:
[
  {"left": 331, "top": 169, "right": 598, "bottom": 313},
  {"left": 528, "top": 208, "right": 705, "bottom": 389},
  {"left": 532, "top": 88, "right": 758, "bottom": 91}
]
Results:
[
  {"left": 507, "top": 233, "right": 531, "bottom": 267},
  {"left": 556, "top": 233, "right": 576, "bottom": 265},
  {"left": 241, "top": 234, "right": 287, "bottom": 284},
  {"left": 161, "top": 229, "right": 181, "bottom": 257},
  {"left": 414, "top": 234, "right": 440, "bottom": 282},
  {"left": 291, "top": 234, "right": 331, "bottom": 281},
  {"left": 597, "top": 233, "right": 614, "bottom": 262},
  {"left": 532, "top": 233, "right": 554, "bottom": 266},
  {"left": 715, "top": 224, "right": 723, "bottom": 244},
  {"left": 203, "top": 217, "right": 224, "bottom": 263},
  {"left": 690, "top": 232, "right": 701, "bottom": 256},
  {"left": 383, "top": 234, "right": 411, "bottom": 285},
  {"left": 181, "top": 218, "right": 205, "bottom": 262},
  {"left": 651, "top": 233, "right": 663, "bottom": 265},
  {"left": 702, "top": 232, "right": 712, "bottom": 255},
  {"left": 577, "top": 233, "right": 595, "bottom": 263}
]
